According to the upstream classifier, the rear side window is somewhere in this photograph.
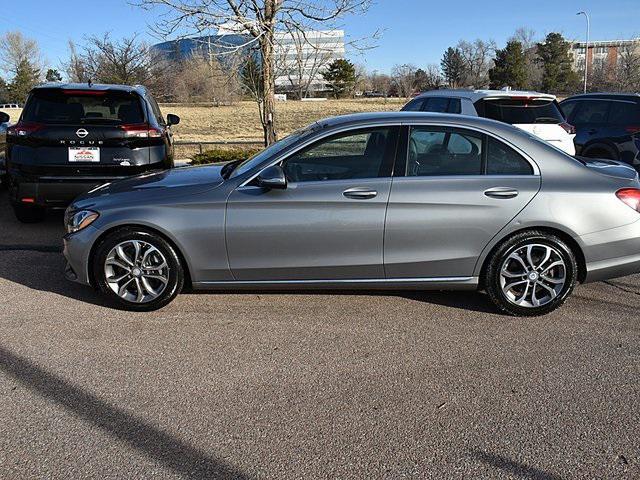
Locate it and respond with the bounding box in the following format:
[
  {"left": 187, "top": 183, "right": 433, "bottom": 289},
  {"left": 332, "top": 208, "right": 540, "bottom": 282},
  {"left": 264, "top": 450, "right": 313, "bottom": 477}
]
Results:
[
  {"left": 408, "top": 126, "right": 483, "bottom": 176},
  {"left": 479, "top": 98, "right": 565, "bottom": 124},
  {"left": 559, "top": 100, "right": 578, "bottom": 120},
  {"left": 22, "top": 89, "right": 145, "bottom": 125},
  {"left": 572, "top": 100, "right": 610, "bottom": 125},
  {"left": 486, "top": 137, "right": 533, "bottom": 175},
  {"left": 423, "top": 97, "right": 450, "bottom": 113},
  {"left": 608, "top": 101, "right": 640, "bottom": 125}
]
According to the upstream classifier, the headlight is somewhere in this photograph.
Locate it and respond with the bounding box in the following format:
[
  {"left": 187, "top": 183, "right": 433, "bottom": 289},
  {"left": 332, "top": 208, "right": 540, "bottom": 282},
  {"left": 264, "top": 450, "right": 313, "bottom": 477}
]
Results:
[{"left": 65, "top": 210, "right": 99, "bottom": 234}]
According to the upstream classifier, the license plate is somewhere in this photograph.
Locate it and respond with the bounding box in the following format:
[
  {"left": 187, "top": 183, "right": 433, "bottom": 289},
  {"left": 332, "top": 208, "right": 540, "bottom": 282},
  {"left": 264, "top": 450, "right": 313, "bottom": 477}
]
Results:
[{"left": 68, "top": 147, "right": 100, "bottom": 162}]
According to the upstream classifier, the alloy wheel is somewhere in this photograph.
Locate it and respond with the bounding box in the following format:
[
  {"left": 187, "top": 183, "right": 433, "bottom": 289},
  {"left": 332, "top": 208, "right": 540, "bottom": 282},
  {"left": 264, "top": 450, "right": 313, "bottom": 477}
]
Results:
[
  {"left": 499, "top": 243, "right": 567, "bottom": 308},
  {"left": 104, "top": 240, "right": 170, "bottom": 304}
]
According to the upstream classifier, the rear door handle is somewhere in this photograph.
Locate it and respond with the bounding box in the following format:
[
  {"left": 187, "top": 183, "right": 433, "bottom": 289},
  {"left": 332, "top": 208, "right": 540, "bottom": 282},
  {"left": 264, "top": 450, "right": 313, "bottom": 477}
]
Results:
[
  {"left": 484, "top": 187, "right": 519, "bottom": 199},
  {"left": 343, "top": 187, "right": 378, "bottom": 199}
]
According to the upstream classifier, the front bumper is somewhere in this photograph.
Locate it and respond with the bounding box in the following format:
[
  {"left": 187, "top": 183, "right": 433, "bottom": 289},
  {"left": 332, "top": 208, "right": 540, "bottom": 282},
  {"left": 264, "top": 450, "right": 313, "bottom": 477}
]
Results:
[
  {"left": 582, "top": 218, "right": 640, "bottom": 282},
  {"left": 63, "top": 224, "right": 102, "bottom": 286}
]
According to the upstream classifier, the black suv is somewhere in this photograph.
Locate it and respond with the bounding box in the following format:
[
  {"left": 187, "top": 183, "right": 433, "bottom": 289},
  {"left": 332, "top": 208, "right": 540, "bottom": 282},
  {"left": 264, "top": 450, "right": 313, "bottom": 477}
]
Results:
[
  {"left": 560, "top": 93, "right": 640, "bottom": 168},
  {"left": 6, "top": 83, "right": 180, "bottom": 222}
]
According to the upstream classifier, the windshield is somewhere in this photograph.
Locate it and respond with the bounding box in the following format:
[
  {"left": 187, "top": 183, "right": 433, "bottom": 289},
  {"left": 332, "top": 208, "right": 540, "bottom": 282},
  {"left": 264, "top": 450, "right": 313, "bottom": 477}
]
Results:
[
  {"left": 229, "top": 125, "right": 318, "bottom": 178},
  {"left": 22, "top": 89, "right": 145, "bottom": 125},
  {"left": 480, "top": 98, "right": 565, "bottom": 125}
]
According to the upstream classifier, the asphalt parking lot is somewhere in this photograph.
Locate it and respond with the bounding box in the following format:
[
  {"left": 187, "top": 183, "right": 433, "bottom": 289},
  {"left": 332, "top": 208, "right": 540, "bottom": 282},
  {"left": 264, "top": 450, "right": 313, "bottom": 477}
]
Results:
[{"left": 0, "top": 190, "right": 639, "bottom": 479}]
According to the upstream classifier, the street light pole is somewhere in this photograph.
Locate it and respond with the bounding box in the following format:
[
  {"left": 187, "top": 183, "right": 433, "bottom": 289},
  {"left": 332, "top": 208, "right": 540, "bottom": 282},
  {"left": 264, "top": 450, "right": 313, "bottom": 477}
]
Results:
[{"left": 577, "top": 11, "right": 590, "bottom": 93}]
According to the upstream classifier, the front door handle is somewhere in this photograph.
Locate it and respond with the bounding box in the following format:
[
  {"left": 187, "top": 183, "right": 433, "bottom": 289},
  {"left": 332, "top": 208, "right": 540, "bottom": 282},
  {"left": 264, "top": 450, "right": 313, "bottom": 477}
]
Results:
[
  {"left": 343, "top": 187, "right": 378, "bottom": 199},
  {"left": 484, "top": 187, "right": 519, "bottom": 199}
]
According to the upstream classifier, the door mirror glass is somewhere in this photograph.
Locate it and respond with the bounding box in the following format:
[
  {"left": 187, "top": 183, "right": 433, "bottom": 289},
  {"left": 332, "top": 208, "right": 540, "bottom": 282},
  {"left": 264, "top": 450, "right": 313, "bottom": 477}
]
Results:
[
  {"left": 166, "top": 113, "right": 180, "bottom": 126},
  {"left": 0, "top": 111, "right": 9, "bottom": 123},
  {"left": 257, "top": 165, "right": 287, "bottom": 189}
]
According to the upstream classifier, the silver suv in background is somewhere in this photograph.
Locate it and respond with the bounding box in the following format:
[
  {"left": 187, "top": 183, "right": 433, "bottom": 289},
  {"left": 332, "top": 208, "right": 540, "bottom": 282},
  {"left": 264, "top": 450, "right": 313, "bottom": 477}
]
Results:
[{"left": 402, "top": 89, "right": 576, "bottom": 155}]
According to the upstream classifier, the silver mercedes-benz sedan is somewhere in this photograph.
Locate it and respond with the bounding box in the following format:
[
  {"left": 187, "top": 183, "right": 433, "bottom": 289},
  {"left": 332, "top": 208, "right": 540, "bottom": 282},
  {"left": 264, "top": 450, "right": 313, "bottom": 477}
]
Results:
[{"left": 63, "top": 112, "right": 640, "bottom": 315}]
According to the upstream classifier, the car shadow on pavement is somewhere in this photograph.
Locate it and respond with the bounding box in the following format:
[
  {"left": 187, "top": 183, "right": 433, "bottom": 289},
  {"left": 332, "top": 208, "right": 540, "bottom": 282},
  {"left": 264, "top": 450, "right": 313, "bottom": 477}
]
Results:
[
  {"left": 469, "top": 449, "right": 561, "bottom": 479},
  {"left": 0, "top": 344, "right": 248, "bottom": 479}
]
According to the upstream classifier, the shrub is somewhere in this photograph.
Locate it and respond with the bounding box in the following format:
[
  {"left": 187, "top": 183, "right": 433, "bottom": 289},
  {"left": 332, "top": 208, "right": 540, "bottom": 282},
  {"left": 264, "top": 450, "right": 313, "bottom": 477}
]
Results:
[{"left": 191, "top": 147, "right": 262, "bottom": 165}]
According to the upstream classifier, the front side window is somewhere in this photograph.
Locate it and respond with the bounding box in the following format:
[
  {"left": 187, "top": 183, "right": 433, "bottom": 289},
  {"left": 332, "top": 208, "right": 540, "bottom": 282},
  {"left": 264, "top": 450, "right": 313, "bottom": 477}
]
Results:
[
  {"left": 407, "top": 126, "right": 482, "bottom": 176},
  {"left": 559, "top": 100, "right": 578, "bottom": 121},
  {"left": 608, "top": 101, "right": 640, "bottom": 125},
  {"left": 486, "top": 137, "right": 533, "bottom": 175},
  {"left": 283, "top": 127, "right": 397, "bottom": 182}
]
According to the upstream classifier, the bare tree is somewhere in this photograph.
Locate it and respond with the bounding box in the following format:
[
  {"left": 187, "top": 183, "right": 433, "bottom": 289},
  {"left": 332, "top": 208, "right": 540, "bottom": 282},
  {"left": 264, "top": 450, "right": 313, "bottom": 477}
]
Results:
[
  {"left": 368, "top": 70, "right": 391, "bottom": 96},
  {"left": 136, "top": 0, "right": 374, "bottom": 146},
  {"left": 615, "top": 43, "right": 640, "bottom": 92},
  {"left": 0, "top": 31, "right": 43, "bottom": 78},
  {"left": 456, "top": 39, "right": 495, "bottom": 88},
  {"left": 391, "top": 63, "right": 417, "bottom": 98}
]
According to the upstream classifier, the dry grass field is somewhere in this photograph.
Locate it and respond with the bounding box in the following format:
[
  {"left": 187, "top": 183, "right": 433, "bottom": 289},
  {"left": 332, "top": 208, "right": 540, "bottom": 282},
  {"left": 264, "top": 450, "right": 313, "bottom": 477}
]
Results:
[{"left": 165, "top": 99, "right": 405, "bottom": 142}]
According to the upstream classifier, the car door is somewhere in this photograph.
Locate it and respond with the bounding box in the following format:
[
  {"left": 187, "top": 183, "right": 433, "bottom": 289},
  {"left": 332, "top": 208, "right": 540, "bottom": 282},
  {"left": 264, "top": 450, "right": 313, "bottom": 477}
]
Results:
[
  {"left": 384, "top": 125, "right": 541, "bottom": 279},
  {"left": 225, "top": 126, "right": 400, "bottom": 281}
]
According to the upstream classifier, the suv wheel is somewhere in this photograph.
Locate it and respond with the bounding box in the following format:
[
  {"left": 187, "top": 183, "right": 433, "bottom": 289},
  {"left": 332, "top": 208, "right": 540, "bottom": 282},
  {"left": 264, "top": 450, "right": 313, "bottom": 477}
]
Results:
[
  {"left": 13, "top": 203, "right": 45, "bottom": 223},
  {"left": 485, "top": 231, "right": 577, "bottom": 316},
  {"left": 93, "top": 228, "right": 184, "bottom": 311}
]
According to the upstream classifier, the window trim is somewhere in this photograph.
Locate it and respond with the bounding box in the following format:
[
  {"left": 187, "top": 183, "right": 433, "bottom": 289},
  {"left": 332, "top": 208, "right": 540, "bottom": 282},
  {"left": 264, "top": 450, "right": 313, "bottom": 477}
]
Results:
[{"left": 398, "top": 123, "right": 540, "bottom": 178}]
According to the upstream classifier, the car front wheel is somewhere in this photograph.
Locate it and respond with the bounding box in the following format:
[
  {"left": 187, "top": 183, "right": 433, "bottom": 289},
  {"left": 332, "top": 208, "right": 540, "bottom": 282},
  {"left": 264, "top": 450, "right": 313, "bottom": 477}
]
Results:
[
  {"left": 485, "top": 231, "right": 578, "bottom": 316},
  {"left": 93, "top": 228, "right": 184, "bottom": 311}
]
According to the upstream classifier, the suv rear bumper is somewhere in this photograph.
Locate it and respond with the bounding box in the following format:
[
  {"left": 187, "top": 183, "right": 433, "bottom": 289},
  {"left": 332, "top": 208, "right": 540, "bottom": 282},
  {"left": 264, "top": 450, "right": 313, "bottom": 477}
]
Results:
[{"left": 10, "top": 176, "right": 125, "bottom": 208}]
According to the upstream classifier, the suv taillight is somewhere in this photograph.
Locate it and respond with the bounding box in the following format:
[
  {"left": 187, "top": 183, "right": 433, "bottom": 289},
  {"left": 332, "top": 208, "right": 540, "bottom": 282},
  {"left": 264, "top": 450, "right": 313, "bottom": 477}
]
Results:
[
  {"left": 625, "top": 126, "right": 640, "bottom": 135},
  {"left": 121, "top": 123, "right": 163, "bottom": 138},
  {"left": 616, "top": 188, "right": 640, "bottom": 212},
  {"left": 6, "top": 121, "right": 43, "bottom": 137},
  {"left": 560, "top": 122, "right": 575, "bottom": 135}
]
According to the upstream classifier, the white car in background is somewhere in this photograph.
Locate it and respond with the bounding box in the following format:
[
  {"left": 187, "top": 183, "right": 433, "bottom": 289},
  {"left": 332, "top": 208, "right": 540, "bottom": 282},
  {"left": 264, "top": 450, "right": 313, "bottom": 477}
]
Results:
[{"left": 402, "top": 89, "right": 576, "bottom": 155}]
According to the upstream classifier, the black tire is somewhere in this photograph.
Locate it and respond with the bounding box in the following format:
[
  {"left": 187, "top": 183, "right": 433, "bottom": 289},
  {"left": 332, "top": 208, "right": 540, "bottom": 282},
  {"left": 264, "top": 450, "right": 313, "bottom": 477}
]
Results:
[
  {"left": 13, "top": 203, "right": 45, "bottom": 223},
  {"left": 485, "top": 230, "right": 578, "bottom": 317},
  {"left": 92, "top": 228, "right": 184, "bottom": 311}
]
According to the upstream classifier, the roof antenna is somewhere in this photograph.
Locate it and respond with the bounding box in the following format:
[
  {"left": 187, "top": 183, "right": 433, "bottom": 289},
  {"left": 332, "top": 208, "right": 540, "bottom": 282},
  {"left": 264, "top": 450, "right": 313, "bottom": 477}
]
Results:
[{"left": 88, "top": 78, "right": 93, "bottom": 87}]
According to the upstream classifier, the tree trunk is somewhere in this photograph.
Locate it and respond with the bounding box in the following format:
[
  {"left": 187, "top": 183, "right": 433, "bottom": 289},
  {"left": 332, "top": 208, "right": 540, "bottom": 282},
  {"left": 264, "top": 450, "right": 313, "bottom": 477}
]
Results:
[{"left": 260, "top": 0, "right": 278, "bottom": 146}]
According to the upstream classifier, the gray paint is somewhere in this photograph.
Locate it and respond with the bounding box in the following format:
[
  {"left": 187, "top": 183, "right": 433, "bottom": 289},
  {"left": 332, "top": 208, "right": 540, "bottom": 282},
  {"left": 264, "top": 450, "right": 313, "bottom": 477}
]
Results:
[{"left": 64, "top": 112, "right": 640, "bottom": 292}]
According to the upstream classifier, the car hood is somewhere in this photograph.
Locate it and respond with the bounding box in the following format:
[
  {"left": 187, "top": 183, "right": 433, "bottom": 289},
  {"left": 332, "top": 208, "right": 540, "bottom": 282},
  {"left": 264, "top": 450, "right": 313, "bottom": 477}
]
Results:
[
  {"left": 73, "top": 164, "right": 226, "bottom": 207},
  {"left": 578, "top": 156, "right": 639, "bottom": 181}
]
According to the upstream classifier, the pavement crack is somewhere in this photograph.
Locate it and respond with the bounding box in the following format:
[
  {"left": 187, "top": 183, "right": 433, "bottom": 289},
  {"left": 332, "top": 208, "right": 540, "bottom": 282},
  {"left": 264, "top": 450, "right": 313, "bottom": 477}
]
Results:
[{"left": 603, "top": 280, "right": 640, "bottom": 296}]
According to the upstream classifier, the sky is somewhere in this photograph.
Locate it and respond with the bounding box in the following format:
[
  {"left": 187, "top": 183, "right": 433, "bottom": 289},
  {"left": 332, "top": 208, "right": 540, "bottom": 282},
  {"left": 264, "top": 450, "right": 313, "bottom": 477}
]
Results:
[{"left": 1, "top": 0, "right": 639, "bottom": 74}]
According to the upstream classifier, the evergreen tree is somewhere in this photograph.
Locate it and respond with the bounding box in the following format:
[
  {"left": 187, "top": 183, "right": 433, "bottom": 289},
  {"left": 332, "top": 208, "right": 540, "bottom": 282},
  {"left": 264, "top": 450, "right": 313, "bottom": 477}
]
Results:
[
  {"left": 0, "top": 76, "right": 9, "bottom": 103},
  {"left": 45, "top": 68, "right": 62, "bottom": 82},
  {"left": 440, "top": 47, "right": 466, "bottom": 88},
  {"left": 536, "top": 33, "right": 580, "bottom": 93},
  {"left": 322, "top": 59, "right": 357, "bottom": 98},
  {"left": 489, "top": 40, "right": 527, "bottom": 89},
  {"left": 8, "top": 59, "right": 40, "bottom": 102}
]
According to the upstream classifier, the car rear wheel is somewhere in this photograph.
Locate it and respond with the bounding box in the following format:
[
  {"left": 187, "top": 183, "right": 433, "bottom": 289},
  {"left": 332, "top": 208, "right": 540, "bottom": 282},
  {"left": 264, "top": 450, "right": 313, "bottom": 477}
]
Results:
[
  {"left": 485, "top": 231, "right": 578, "bottom": 316},
  {"left": 93, "top": 228, "right": 184, "bottom": 311},
  {"left": 13, "top": 203, "right": 45, "bottom": 223}
]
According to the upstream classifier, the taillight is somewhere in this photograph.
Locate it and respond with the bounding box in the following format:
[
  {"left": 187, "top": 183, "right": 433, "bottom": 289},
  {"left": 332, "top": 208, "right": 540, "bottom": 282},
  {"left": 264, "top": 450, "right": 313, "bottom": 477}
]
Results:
[
  {"left": 121, "top": 124, "right": 163, "bottom": 138},
  {"left": 560, "top": 122, "right": 575, "bottom": 135},
  {"left": 616, "top": 188, "right": 640, "bottom": 212},
  {"left": 625, "top": 126, "right": 640, "bottom": 135},
  {"left": 6, "top": 121, "right": 43, "bottom": 137}
]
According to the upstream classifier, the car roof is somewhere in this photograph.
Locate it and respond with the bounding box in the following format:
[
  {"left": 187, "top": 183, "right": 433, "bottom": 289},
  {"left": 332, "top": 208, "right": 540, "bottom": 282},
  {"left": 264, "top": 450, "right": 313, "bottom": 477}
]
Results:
[
  {"left": 562, "top": 92, "right": 640, "bottom": 101},
  {"left": 413, "top": 89, "right": 556, "bottom": 102},
  {"left": 32, "top": 82, "right": 147, "bottom": 94},
  {"left": 312, "top": 111, "right": 524, "bottom": 138}
]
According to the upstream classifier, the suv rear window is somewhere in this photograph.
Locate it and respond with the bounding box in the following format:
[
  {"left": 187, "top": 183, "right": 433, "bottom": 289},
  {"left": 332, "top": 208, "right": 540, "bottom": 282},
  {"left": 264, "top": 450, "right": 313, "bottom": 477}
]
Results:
[
  {"left": 478, "top": 98, "right": 565, "bottom": 125},
  {"left": 22, "top": 89, "right": 145, "bottom": 125}
]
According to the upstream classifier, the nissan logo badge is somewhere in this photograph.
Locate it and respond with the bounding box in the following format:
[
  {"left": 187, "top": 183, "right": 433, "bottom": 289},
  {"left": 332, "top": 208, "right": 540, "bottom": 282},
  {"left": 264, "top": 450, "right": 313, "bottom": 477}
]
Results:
[{"left": 76, "top": 128, "right": 89, "bottom": 138}]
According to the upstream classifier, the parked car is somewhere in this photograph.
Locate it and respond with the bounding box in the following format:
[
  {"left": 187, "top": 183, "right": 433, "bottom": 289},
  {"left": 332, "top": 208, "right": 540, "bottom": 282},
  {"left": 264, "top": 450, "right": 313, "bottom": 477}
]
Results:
[
  {"left": 64, "top": 112, "right": 640, "bottom": 315},
  {"left": 0, "top": 110, "right": 10, "bottom": 185},
  {"left": 402, "top": 90, "right": 576, "bottom": 155},
  {"left": 6, "top": 83, "right": 180, "bottom": 223},
  {"left": 559, "top": 93, "right": 640, "bottom": 168}
]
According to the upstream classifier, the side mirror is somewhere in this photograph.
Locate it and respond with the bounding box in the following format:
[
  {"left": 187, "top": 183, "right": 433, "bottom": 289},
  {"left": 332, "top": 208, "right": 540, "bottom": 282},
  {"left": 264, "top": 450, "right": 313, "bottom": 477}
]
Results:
[
  {"left": 0, "top": 111, "right": 9, "bottom": 124},
  {"left": 256, "top": 165, "right": 287, "bottom": 189},
  {"left": 166, "top": 113, "right": 180, "bottom": 126}
]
